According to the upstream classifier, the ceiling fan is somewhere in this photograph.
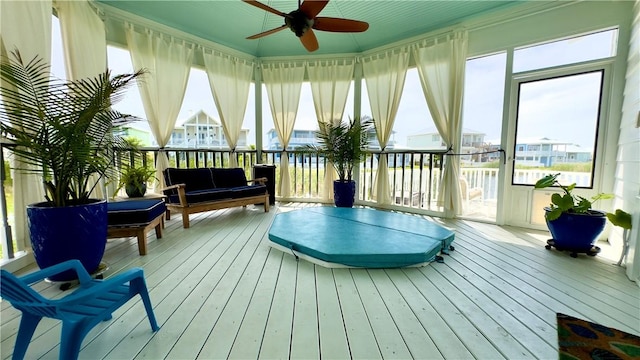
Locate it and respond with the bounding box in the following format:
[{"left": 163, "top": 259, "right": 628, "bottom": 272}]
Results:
[{"left": 243, "top": 0, "right": 369, "bottom": 52}]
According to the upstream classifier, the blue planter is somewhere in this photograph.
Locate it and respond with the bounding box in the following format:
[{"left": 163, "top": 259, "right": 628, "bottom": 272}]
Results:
[
  {"left": 334, "top": 180, "right": 356, "bottom": 208},
  {"left": 27, "top": 199, "right": 107, "bottom": 281},
  {"left": 545, "top": 207, "right": 607, "bottom": 252}
]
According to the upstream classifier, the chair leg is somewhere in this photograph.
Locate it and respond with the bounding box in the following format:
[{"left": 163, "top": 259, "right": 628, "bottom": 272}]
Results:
[
  {"left": 136, "top": 230, "right": 147, "bottom": 256},
  {"left": 13, "top": 313, "right": 42, "bottom": 360},
  {"left": 60, "top": 322, "right": 87, "bottom": 360},
  {"left": 181, "top": 212, "right": 190, "bottom": 228},
  {"left": 132, "top": 277, "right": 160, "bottom": 332}
]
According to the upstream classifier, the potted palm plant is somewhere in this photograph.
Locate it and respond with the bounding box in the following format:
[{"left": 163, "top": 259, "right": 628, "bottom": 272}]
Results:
[
  {"left": 0, "top": 50, "right": 144, "bottom": 280},
  {"left": 308, "top": 116, "right": 373, "bottom": 207},
  {"left": 534, "top": 173, "right": 613, "bottom": 257}
]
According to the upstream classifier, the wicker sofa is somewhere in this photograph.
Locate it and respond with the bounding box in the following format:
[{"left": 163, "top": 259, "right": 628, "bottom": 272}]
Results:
[{"left": 162, "top": 167, "right": 269, "bottom": 228}]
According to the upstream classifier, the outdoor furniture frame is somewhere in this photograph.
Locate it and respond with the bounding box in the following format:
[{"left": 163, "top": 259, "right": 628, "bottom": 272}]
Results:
[{"left": 162, "top": 167, "right": 270, "bottom": 228}]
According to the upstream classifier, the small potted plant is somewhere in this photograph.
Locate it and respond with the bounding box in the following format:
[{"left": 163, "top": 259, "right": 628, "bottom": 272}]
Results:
[
  {"left": 306, "top": 116, "right": 373, "bottom": 207},
  {"left": 115, "top": 164, "right": 156, "bottom": 198},
  {"left": 534, "top": 173, "right": 613, "bottom": 257}
]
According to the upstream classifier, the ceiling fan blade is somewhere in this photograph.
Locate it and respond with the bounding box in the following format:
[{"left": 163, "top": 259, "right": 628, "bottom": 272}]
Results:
[
  {"left": 313, "top": 17, "right": 369, "bottom": 32},
  {"left": 242, "top": 0, "right": 287, "bottom": 17},
  {"left": 247, "top": 25, "right": 287, "bottom": 39},
  {"left": 299, "top": 0, "right": 329, "bottom": 18},
  {"left": 300, "top": 29, "right": 319, "bottom": 52}
]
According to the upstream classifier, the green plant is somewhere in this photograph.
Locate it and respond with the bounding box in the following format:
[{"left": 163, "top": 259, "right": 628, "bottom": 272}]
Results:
[
  {"left": 606, "top": 209, "right": 632, "bottom": 230},
  {"left": 114, "top": 164, "right": 156, "bottom": 196},
  {"left": 534, "top": 173, "right": 613, "bottom": 221},
  {"left": 0, "top": 50, "right": 144, "bottom": 207},
  {"left": 305, "top": 116, "right": 373, "bottom": 182}
]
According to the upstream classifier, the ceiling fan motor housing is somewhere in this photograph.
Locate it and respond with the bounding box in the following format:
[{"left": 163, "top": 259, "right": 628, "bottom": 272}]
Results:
[{"left": 286, "top": 9, "right": 312, "bottom": 37}]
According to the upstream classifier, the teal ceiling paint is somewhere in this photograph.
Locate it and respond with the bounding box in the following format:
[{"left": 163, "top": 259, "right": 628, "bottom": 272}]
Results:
[{"left": 97, "top": 0, "right": 521, "bottom": 57}]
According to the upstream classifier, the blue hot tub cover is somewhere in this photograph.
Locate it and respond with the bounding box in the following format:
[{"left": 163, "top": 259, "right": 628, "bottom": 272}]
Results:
[{"left": 268, "top": 207, "right": 454, "bottom": 268}]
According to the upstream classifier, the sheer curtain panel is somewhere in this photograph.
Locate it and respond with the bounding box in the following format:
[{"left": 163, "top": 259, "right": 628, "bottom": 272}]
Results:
[
  {"left": 56, "top": 0, "right": 106, "bottom": 81},
  {"left": 362, "top": 49, "right": 410, "bottom": 205},
  {"left": 203, "top": 50, "right": 254, "bottom": 168},
  {"left": 261, "top": 62, "right": 305, "bottom": 198},
  {"left": 125, "top": 24, "right": 194, "bottom": 191},
  {"left": 0, "top": 0, "right": 51, "bottom": 250},
  {"left": 56, "top": 0, "right": 108, "bottom": 199},
  {"left": 412, "top": 31, "right": 468, "bottom": 214},
  {"left": 307, "top": 59, "right": 354, "bottom": 201}
]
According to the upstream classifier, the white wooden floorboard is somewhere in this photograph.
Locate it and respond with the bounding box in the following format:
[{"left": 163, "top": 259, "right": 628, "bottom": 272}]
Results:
[
  {"left": 367, "top": 269, "right": 443, "bottom": 359},
  {"left": 385, "top": 270, "right": 475, "bottom": 359},
  {"left": 227, "top": 248, "right": 282, "bottom": 359},
  {"left": 196, "top": 223, "right": 274, "bottom": 359},
  {"left": 289, "top": 259, "right": 320, "bottom": 359},
  {"left": 315, "top": 266, "right": 351, "bottom": 359},
  {"left": 258, "top": 253, "right": 297, "bottom": 359},
  {"left": 449, "top": 220, "right": 639, "bottom": 332},
  {"left": 400, "top": 268, "right": 506, "bottom": 360},
  {"left": 332, "top": 268, "right": 382, "bottom": 360},
  {"left": 2, "top": 203, "right": 639, "bottom": 360},
  {"left": 350, "top": 269, "right": 413, "bottom": 359}
]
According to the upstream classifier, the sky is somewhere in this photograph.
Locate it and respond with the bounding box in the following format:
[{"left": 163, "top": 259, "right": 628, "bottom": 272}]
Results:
[{"left": 50, "top": 17, "right": 615, "bottom": 150}]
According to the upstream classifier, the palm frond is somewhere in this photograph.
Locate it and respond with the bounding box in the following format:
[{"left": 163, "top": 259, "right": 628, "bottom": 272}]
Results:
[{"left": 0, "top": 50, "right": 145, "bottom": 207}]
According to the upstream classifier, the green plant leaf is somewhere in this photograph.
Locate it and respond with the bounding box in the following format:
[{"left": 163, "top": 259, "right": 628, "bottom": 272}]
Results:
[
  {"left": 546, "top": 208, "right": 563, "bottom": 221},
  {"left": 574, "top": 196, "right": 592, "bottom": 213},
  {"left": 534, "top": 173, "right": 559, "bottom": 189},
  {"left": 606, "top": 209, "right": 632, "bottom": 229}
]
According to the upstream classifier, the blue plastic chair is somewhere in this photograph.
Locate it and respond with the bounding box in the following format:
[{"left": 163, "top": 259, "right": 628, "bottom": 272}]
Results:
[{"left": 0, "top": 260, "right": 160, "bottom": 360}]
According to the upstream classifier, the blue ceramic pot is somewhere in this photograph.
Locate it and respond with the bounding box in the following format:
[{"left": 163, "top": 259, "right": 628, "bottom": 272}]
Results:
[
  {"left": 334, "top": 180, "right": 356, "bottom": 208},
  {"left": 27, "top": 199, "right": 107, "bottom": 281},
  {"left": 545, "top": 207, "right": 607, "bottom": 252}
]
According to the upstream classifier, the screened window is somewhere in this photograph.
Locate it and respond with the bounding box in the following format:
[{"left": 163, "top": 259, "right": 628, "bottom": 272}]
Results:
[{"left": 513, "top": 28, "right": 618, "bottom": 73}]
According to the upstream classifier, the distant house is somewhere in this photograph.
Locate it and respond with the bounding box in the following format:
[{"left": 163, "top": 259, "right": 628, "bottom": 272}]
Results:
[
  {"left": 266, "top": 127, "right": 396, "bottom": 151},
  {"left": 514, "top": 137, "right": 592, "bottom": 167},
  {"left": 407, "top": 127, "right": 486, "bottom": 164},
  {"left": 166, "top": 110, "right": 249, "bottom": 149},
  {"left": 114, "top": 121, "right": 155, "bottom": 147},
  {"left": 117, "top": 110, "right": 251, "bottom": 149},
  {"left": 267, "top": 128, "right": 318, "bottom": 150}
]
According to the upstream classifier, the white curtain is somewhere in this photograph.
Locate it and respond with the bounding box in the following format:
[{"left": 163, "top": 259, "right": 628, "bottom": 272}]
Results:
[
  {"left": 362, "top": 48, "right": 410, "bottom": 205},
  {"left": 203, "top": 49, "right": 253, "bottom": 168},
  {"left": 125, "top": 23, "right": 194, "bottom": 191},
  {"left": 56, "top": 0, "right": 107, "bottom": 199},
  {"left": 307, "top": 59, "right": 354, "bottom": 201},
  {"left": 262, "top": 62, "right": 305, "bottom": 198},
  {"left": 0, "top": 0, "right": 51, "bottom": 250},
  {"left": 56, "top": 0, "right": 106, "bottom": 81},
  {"left": 413, "top": 30, "right": 468, "bottom": 214}
]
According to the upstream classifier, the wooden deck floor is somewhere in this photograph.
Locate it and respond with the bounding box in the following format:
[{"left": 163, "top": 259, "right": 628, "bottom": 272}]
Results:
[{"left": 2, "top": 202, "right": 639, "bottom": 359}]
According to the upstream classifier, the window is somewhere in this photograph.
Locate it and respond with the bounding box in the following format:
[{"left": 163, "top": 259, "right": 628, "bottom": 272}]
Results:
[
  {"left": 514, "top": 28, "right": 618, "bottom": 73},
  {"left": 512, "top": 70, "right": 604, "bottom": 186}
]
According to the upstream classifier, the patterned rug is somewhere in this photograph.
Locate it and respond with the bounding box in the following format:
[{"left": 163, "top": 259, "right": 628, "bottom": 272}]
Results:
[{"left": 557, "top": 313, "right": 640, "bottom": 360}]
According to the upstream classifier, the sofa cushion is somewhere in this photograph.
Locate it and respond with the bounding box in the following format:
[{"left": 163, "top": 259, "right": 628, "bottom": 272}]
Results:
[
  {"left": 231, "top": 185, "right": 267, "bottom": 198},
  {"left": 164, "top": 168, "right": 215, "bottom": 193},
  {"left": 167, "top": 188, "right": 235, "bottom": 204},
  {"left": 210, "top": 168, "right": 248, "bottom": 189}
]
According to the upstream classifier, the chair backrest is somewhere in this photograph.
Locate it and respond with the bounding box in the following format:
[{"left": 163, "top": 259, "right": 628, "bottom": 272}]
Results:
[{"left": 0, "top": 270, "right": 58, "bottom": 318}]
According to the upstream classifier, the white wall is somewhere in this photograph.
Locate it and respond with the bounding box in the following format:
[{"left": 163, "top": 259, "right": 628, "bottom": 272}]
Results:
[{"left": 616, "top": 0, "right": 640, "bottom": 283}]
